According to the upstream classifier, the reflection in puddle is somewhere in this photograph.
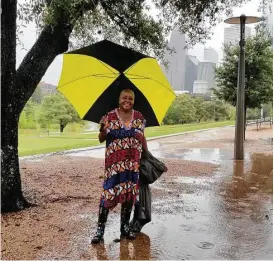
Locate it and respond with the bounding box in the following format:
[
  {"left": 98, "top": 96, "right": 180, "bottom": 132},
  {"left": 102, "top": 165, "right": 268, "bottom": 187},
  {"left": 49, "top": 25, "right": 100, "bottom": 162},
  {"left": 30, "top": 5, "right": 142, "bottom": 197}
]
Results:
[
  {"left": 91, "top": 233, "right": 152, "bottom": 260},
  {"left": 226, "top": 153, "right": 273, "bottom": 199},
  {"left": 65, "top": 147, "right": 273, "bottom": 260},
  {"left": 159, "top": 147, "right": 234, "bottom": 164},
  {"left": 68, "top": 142, "right": 239, "bottom": 164}
]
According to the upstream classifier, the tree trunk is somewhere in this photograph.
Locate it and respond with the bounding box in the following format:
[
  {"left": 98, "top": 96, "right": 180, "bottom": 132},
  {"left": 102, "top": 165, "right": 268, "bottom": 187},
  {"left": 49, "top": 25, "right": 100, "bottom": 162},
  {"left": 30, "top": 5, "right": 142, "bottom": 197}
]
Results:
[
  {"left": 1, "top": 108, "right": 31, "bottom": 212},
  {"left": 1, "top": 0, "right": 30, "bottom": 212},
  {"left": 60, "top": 123, "right": 66, "bottom": 133},
  {"left": 244, "top": 106, "right": 247, "bottom": 140}
]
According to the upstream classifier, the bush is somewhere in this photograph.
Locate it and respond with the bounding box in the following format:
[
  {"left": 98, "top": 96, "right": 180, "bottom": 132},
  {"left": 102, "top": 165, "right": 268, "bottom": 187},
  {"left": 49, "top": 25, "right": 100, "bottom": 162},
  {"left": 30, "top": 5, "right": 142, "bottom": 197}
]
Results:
[{"left": 163, "top": 94, "right": 235, "bottom": 125}]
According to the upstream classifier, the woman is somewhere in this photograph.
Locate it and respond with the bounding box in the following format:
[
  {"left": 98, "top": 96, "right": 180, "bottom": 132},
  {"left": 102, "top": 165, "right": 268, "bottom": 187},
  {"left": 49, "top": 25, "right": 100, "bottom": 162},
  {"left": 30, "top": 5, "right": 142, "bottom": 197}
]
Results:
[{"left": 91, "top": 88, "right": 147, "bottom": 244}]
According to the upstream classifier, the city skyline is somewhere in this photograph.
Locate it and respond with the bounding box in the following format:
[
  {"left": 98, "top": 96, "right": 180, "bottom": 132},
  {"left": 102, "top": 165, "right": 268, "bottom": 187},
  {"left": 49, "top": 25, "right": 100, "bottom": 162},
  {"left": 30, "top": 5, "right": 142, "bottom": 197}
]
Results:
[
  {"left": 204, "top": 47, "right": 219, "bottom": 64},
  {"left": 16, "top": 0, "right": 268, "bottom": 85},
  {"left": 193, "top": 61, "right": 216, "bottom": 95},
  {"left": 184, "top": 55, "right": 199, "bottom": 93},
  {"left": 162, "top": 27, "right": 187, "bottom": 91},
  {"left": 263, "top": 4, "right": 273, "bottom": 36},
  {"left": 162, "top": 27, "right": 218, "bottom": 94}
]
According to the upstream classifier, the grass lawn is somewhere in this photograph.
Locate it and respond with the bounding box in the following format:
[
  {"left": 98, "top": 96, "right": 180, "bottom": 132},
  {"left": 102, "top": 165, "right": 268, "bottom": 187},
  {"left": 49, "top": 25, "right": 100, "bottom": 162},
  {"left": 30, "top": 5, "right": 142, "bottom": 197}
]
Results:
[
  {"left": 19, "top": 120, "right": 234, "bottom": 156},
  {"left": 19, "top": 137, "right": 100, "bottom": 156},
  {"left": 145, "top": 120, "right": 234, "bottom": 138}
]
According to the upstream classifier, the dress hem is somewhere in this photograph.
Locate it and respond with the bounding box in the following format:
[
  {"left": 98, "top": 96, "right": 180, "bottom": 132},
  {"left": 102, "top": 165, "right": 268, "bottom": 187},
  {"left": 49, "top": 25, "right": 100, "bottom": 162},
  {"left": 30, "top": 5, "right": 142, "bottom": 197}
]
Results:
[{"left": 99, "top": 193, "right": 138, "bottom": 210}]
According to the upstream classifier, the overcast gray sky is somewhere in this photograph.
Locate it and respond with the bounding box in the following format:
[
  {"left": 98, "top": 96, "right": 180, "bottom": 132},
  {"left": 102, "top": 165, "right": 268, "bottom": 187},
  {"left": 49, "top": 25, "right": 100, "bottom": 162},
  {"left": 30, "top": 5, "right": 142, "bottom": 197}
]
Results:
[
  {"left": 16, "top": 0, "right": 264, "bottom": 85},
  {"left": 188, "top": 0, "right": 263, "bottom": 62}
]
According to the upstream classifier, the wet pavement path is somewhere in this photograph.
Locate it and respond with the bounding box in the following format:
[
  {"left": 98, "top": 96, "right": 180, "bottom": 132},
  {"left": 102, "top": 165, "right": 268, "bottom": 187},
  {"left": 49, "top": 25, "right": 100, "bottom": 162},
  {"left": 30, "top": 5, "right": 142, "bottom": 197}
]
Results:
[{"left": 67, "top": 127, "right": 273, "bottom": 260}]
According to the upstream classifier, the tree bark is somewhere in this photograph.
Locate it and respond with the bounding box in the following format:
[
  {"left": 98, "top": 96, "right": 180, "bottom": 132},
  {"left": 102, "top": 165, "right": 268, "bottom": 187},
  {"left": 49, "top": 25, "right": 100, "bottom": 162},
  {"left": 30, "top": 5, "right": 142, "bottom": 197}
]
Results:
[
  {"left": 1, "top": 0, "right": 29, "bottom": 212},
  {"left": 244, "top": 106, "right": 247, "bottom": 140},
  {"left": 1, "top": 113, "right": 32, "bottom": 212},
  {"left": 60, "top": 123, "right": 66, "bottom": 133}
]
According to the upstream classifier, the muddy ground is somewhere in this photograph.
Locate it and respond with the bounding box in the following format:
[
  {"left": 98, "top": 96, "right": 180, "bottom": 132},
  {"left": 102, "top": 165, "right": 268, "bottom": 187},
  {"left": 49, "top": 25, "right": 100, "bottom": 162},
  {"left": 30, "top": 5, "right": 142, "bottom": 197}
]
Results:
[{"left": 1, "top": 125, "right": 273, "bottom": 260}]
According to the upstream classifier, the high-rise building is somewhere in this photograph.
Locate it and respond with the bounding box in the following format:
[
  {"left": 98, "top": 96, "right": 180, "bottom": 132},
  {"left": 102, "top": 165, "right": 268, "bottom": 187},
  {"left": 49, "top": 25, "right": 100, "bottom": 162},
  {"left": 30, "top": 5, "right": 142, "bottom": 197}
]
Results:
[
  {"left": 204, "top": 47, "right": 218, "bottom": 64},
  {"left": 162, "top": 27, "right": 187, "bottom": 91},
  {"left": 224, "top": 25, "right": 252, "bottom": 45},
  {"left": 263, "top": 4, "right": 273, "bottom": 37},
  {"left": 193, "top": 80, "right": 211, "bottom": 95},
  {"left": 193, "top": 61, "right": 216, "bottom": 95},
  {"left": 184, "top": 55, "right": 199, "bottom": 93}
]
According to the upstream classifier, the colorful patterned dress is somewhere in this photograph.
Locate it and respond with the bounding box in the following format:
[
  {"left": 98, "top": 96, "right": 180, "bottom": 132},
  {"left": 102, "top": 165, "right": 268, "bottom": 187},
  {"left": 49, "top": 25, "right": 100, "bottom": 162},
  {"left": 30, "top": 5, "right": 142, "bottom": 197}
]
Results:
[{"left": 99, "top": 109, "right": 146, "bottom": 209}]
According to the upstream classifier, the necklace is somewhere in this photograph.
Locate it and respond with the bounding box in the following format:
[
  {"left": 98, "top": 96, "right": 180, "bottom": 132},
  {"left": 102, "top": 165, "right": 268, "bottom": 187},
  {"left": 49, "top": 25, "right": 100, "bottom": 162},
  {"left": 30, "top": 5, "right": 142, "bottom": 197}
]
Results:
[
  {"left": 118, "top": 108, "right": 133, "bottom": 127},
  {"left": 118, "top": 107, "right": 132, "bottom": 114}
]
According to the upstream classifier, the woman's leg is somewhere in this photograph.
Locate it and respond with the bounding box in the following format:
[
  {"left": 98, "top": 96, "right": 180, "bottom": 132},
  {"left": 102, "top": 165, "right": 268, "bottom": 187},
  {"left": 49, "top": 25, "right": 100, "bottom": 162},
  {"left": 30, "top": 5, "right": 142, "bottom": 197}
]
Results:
[
  {"left": 91, "top": 206, "right": 109, "bottom": 244},
  {"left": 120, "top": 200, "right": 136, "bottom": 239}
]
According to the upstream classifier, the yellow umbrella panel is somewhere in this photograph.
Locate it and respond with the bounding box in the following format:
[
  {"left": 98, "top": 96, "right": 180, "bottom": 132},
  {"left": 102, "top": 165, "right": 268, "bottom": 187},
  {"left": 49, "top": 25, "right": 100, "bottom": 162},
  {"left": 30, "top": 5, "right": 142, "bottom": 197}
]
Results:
[
  {"left": 124, "top": 58, "right": 176, "bottom": 125},
  {"left": 58, "top": 54, "right": 120, "bottom": 118}
]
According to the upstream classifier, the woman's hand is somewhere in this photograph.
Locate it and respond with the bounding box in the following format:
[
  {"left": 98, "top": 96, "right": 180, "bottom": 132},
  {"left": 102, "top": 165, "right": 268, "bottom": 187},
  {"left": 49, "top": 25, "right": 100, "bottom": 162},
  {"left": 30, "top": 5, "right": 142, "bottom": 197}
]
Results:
[
  {"left": 98, "top": 117, "right": 109, "bottom": 143},
  {"left": 135, "top": 131, "right": 143, "bottom": 142},
  {"left": 135, "top": 130, "right": 148, "bottom": 152},
  {"left": 99, "top": 116, "right": 108, "bottom": 132}
]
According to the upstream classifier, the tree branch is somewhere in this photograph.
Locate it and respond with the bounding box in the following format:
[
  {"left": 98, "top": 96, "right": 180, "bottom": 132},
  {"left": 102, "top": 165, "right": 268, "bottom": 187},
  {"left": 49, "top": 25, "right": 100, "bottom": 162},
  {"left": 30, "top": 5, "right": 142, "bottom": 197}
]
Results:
[
  {"left": 16, "top": 23, "right": 73, "bottom": 109},
  {"left": 100, "top": 1, "right": 155, "bottom": 45},
  {"left": 160, "top": 0, "right": 169, "bottom": 7},
  {"left": 16, "top": 0, "right": 99, "bottom": 112},
  {"left": 100, "top": 2, "right": 129, "bottom": 30}
]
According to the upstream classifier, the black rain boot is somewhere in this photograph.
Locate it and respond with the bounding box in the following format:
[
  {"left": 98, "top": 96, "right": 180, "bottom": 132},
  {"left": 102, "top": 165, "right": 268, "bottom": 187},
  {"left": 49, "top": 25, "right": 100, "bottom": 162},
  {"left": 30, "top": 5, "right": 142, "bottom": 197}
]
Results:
[
  {"left": 91, "top": 206, "right": 109, "bottom": 244},
  {"left": 129, "top": 203, "right": 142, "bottom": 233},
  {"left": 120, "top": 201, "right": 136, "bottom": 240}
]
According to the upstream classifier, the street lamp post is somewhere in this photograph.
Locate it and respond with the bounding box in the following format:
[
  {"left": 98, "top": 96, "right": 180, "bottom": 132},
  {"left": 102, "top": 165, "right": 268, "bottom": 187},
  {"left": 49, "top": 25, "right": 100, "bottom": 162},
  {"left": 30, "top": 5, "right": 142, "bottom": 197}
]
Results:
[{"left": 224, "top": 14, "right": 262, "bottom": 160}]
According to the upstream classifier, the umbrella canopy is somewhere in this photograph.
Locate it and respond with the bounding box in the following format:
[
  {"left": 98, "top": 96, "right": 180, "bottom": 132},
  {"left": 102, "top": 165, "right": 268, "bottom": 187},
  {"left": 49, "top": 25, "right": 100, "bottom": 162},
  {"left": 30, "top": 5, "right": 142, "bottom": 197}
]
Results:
[{"left": 57, "top": 40, "right": 175, "bottom": 127}]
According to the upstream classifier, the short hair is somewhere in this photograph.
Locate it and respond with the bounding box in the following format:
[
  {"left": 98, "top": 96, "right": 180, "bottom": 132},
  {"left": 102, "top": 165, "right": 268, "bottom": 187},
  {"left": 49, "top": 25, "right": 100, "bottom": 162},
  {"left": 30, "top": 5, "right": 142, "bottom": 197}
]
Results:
[{"left": 119, "top": 89, "right": 135, "bottom": 100}]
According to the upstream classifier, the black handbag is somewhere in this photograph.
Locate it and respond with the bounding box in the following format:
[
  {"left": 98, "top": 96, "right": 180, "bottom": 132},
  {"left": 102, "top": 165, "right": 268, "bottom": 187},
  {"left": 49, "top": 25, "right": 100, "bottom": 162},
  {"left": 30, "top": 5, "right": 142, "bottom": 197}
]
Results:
[{"left": 139, "top": 150, "right": 167, "bottom": 184}]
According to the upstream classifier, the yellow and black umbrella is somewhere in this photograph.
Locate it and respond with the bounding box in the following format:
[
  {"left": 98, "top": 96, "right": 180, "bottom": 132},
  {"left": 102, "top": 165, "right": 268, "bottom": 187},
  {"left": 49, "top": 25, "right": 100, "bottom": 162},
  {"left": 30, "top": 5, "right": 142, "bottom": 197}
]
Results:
[{"left": 57, "top": 40, "right": 175, "bottom": 126}]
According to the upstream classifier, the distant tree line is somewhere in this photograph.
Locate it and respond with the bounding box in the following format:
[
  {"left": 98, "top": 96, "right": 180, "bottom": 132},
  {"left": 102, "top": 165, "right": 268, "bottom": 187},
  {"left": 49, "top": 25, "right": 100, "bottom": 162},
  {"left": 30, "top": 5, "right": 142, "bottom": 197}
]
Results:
[
  {"left": 19, "top": 91, "right": 82, "bottom": 132},
  {"left": 163, "top": 94, "right": 236, "bottom": 125},
  {"left": 20, "top": 88, "right": 272, "bottom": 131}
]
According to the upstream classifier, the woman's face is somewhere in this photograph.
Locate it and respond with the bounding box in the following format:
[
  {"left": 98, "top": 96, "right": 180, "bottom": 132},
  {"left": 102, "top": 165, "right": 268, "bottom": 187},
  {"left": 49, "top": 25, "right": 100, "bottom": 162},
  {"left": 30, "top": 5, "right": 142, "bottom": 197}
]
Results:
[{"left": 119, "top": 91, "right": 134, "bottom": 112}]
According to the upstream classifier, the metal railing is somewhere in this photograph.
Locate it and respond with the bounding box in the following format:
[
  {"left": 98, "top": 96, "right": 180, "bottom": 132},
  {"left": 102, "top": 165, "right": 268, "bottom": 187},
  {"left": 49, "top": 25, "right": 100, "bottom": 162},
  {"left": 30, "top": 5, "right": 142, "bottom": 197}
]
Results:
[{"left": 246, "top": 116, "right": 273, "bottom": 131}]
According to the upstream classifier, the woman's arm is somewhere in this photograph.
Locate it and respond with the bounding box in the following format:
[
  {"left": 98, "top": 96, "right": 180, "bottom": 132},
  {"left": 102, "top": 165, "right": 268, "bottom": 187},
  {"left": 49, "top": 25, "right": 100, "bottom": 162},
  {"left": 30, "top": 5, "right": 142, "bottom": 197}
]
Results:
[
  {"left": 136, "top": 130, "right": 148, "bottom": 152},
  {"left": 98, "top": 128, "right": 107, "bottom": 143},
  {"left": 142, "top": 135, "right": 148, "bottom": 152},
  {"left": 98, "top": 117, "right": 108, "bottom": 143}
]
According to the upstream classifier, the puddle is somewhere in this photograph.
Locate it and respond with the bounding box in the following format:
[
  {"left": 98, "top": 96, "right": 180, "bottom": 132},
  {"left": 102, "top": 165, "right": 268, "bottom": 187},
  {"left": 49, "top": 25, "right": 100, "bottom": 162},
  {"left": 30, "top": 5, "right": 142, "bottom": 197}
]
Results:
[
  {"left": 174, "top": 176, "right": 214, "bottom": 185},
  {"left": 35, "top": 135, "right": 273, "bottom": 260},
  {"left": 261, "top": 137, "right": 273, "bottom": 145},
  {"left": 158, "top": 147, "right": 234, "bottom": 164},
  {"left": 67, "top": 142, "right": 242, "bottom": 165},
  {"left": 36, "top": 149, "right": 272, "bottom": 260},
  {"left": 85, "top": 197, "right": 272, "bottom": 260},
  {"left": 65, "top": 145, "right": 273, "bottom": 259},
  {"left": 67, "top": 157, "right": 272, "bottom": 260}
]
